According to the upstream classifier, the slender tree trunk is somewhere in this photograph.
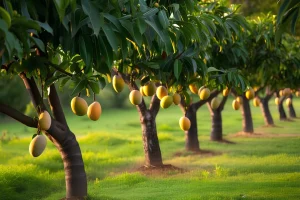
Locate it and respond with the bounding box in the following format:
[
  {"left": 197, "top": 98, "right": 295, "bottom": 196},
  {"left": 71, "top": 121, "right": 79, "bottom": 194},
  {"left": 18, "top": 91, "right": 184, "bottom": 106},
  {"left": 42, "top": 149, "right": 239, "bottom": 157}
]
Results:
[
  {"left": 140, "top": 110, "right": 163, "bottom": 166},
  {"left": 207, "top": 95, "right": 228, "bottom": 141},
  {"left": 259, "top": 97, "right": 274, "bottom": 126},
  {"left": 278, "top": 97, "right": 287, "bottom": 120},
  {"left": 184, "top": 105, "right": 200, "bottom": 152},
  {"left": 241, "top": 95, "right": 254, "bottom": 133},
  {"left": 288, "top": 95, "right": 297, "bottom": 118}
]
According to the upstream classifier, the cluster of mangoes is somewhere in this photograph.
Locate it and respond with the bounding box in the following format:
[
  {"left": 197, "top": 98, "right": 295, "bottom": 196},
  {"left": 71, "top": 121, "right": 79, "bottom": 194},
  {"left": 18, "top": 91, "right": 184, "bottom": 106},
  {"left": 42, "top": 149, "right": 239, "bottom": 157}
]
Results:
[{"left": 71, "top": 97, "right": 101, "bottom": 121}]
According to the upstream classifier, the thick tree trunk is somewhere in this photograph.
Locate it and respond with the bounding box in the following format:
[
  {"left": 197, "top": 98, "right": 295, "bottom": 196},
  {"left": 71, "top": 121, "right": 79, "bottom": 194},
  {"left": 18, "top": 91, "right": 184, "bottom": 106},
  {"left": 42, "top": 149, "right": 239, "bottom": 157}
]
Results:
[
  {"left": 19, "top": 75, "right": 87, "bottom": 199},
  {"left": 241, "top": 96, "right": 254, "bottom": 133},
  {"left": 210, "top": 108, "right": 223, "bottom": 141},
  {"left": 260, "top": 97, "right": 274, "bottom": 126},
  {"left": 140, "top": 110, "right": 163, "bottom": 166},
  {"left": 46, "top": 121, "right": 87, "bottom": 199},
  {"left": 184, "top": 105, "right": 200, "bottom": 152},
  {"left": 288, "top": 95, "right": 297, "bottom": 118},
  {"left": 278, "top": 97, "right": 287, "bottom": 120}
]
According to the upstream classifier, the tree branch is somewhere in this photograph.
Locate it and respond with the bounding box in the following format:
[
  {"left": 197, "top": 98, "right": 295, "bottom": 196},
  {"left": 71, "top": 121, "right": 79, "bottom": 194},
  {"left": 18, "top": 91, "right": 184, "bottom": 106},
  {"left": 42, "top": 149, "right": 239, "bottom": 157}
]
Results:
[
  {"left": 20, "top": 73, "right": 46, "bottom": 112},
  {"left": 219, "top": 94, "right": 228, "bottom": 111},
  {"left": 149, "top": 94, "right": 160, "bottom": 117},
  {"left": 48, "top": 63, "right": 73, "bottom": 77},
  {"left": 48, "top": 84, "right": 68, "bottom": 127},
  {"left": 193, "top": 90, "right": 220, "bottom": 110},
  {"left": 0, "top": 103, "right": 38, "bottom": 128}
]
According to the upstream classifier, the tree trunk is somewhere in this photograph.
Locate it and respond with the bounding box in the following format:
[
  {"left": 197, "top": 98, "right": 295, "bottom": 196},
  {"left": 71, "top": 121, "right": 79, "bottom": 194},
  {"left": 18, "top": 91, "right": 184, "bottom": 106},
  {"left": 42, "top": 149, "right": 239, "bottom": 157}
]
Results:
[
  {"left": 288, "top": 95, "right": 297, "bottom": 118},
  {"left": 278, "top": 97, "right": 287, "bottom": 120},
  {"left": 260, "top": 97, "right": 274, "bottom": 126},
  {"left": 140, "top": 110, "right": 163, "bottom": 166},
  {"left": 46, "top": 121, "right": 87, "bottom": 199},
  {"left": 184, "top": 105, "right": 200, "bottom": 152},
  {"left": 241, "top": 95, "right": 254, "bottom": 133},
  {"left": 209, "top": 108, "right": 223, "bottom": 141}
]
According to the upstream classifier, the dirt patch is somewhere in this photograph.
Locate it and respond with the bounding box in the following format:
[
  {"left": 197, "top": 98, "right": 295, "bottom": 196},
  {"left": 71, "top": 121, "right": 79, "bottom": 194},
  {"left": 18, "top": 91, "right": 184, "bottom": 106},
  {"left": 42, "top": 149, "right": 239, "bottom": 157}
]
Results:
[
  {"left": 261, "top": 124, "right": 283, "bottom": 128},
  {"left": 230, "top": 131, "right": 300, "bottom": 138},
  {"left": 133, "top": 164, "right": 188, "bottom": 176},
  {"left": 173, "top": 149, "right": 222, "bottom": 158},
  {"left": 213, "top": 139, "right": 236, "bottom": 144}
]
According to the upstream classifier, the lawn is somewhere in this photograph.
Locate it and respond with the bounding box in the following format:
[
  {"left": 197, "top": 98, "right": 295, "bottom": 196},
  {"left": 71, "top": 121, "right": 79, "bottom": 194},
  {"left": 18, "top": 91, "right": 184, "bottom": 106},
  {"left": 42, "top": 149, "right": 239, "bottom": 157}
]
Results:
[{"left": 0, "top": 96, "right": 300, "bottom": 200}]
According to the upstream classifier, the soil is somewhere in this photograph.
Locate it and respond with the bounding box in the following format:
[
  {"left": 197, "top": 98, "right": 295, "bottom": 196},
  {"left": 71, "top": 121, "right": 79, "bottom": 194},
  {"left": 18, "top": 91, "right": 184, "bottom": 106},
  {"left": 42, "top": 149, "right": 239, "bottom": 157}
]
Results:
[
  {"left": 173, "top": 149, "right": 222, "bottom": 157},
  {"left": 134, "top": 164, "right": 188, "bottom": 176}
]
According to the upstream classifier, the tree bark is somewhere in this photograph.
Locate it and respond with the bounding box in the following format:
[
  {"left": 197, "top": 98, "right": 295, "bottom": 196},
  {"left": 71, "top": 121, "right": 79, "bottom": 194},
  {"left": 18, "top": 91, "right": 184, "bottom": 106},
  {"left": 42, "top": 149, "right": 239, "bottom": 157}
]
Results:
[
  {"left": 179, "top": 90, "right": 219, "bottom": 152},
  {"left": 288, "top": 95, "right": 297, "bottom": 118},
  {"left": 207, "top": 95, "right": 228, "bottom": 141},
  {"left": 259, "top": 95, "right": 274, "bottom": 126},
  {"left": 19, "top": 75, "right": 87, "bottom": 199},
  {"left": 278, "top": 97, "right": 287, "bottom": 121},
  {"left": 241, "top": 95, "right": 254, "bottom": 133},
  {"left": 184, "top": 104, "right": 200, "bottom": 152}
]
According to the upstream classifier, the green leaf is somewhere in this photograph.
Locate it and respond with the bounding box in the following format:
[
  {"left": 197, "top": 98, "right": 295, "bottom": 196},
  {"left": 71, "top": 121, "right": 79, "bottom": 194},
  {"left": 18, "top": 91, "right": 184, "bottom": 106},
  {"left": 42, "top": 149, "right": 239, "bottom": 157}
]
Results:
[
  {"left": 71, "top": 79, "right": 87, "bottom": 96},
  {"left": 158, "top": 10, "right": 169, "bottom": 29},
  {"left": 102, "top": 24, "right": 118, "bottom": 52},
  {"left": 53, "top": 0, "right": 70, "bottom": 21},
  {"left": 137, "top": 17, "right": 147, "bottom": 34},
  {"left": 45, "top": 74, "right": 66, "bottom": 88},
  {"left": 79, "top": 36, "right": 92, "bottom": 73},
  {"left": 59, "top": 77, "right": 71, "bottom": 91},
  {"left": 88, "top": 81, "right": 100, "bottom": 94},
  {"left": 31, "top": 37, "right": 45, "bottom": 52},
  {"left": 81, "top": 0, "right": 102, "bottom": 36},
  {"left": 97, "top": 76, "right": 106, "bottom": 89},
  {"left": 36, "top": 21, "right": 53, "bottom": 35},
  {"left": 207, "top": 67, "right": 224, "bottom": 73},
  {"left": 174, "top": 60, "right": 182, "bottom": 80}
]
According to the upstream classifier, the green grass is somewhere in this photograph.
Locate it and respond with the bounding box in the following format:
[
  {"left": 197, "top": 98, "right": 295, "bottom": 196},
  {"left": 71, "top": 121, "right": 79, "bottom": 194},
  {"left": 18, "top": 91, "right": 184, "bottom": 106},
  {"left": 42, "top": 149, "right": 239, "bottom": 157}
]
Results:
[{"left": 0, "top": 96, "right": 300, "bottom": 199}]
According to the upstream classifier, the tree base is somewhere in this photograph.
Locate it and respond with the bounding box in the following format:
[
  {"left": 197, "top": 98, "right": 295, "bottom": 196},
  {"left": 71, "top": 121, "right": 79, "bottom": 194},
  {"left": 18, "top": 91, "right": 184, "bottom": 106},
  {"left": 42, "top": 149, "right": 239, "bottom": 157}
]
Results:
[
  {"left": 280, "top": 118, "right": 295, "bottom": 122},
  {"left": 210, "top": 139, "right": 235, "bottom": 144},
  {"left": 135, "top": 164, "right": 187, "bottom": 175},
  {"left": 60, "top": 197, "right": 86, "bottom": 200},
  {"left": 261, "top": 124, "right": 281, "bottom": 128},
  {"left": 174, "top": 149, "right": 222, "bottom": 157}
]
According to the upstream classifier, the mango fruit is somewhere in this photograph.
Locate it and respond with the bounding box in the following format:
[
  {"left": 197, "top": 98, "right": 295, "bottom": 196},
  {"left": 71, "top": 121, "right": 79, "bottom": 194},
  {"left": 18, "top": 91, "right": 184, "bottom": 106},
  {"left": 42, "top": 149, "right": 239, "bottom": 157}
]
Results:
[
  {"left": 245, "top": 88, "right": 255, "bottom": 100},
  {"left": 296, "top": 91, "right": 300, "bottom": 97},
  {"left": 286, "top": 98, "right": 292, "bottom": 106},
  {"left": 71, "top": 97, "right": 88, "bottom": 116},
  {"left": 222, "top": 87, "right": 229, "bottom": 97},
  {"left": 140, "top": 86, "right": 146, "bottom": 96},
  {"left": 112, "top": 74, "right": 125, "bottom": 93},
  {"left": 87, "top": 101, "right": 102, "bottom": 121},
  {"left": 211, "top": 97, "right": 221, "bottom": 110},
  {"left": 156, "top": 86, "right": 168, "bottom": 100},
  {"left": 189, "top": 84, "right": 198, "bottom": 94},
  {"left": 279, "top": 90, "right": 284, "bottom": 97},
  {"left": 253, "top": 97, "right": 260, "bottom": 107},
  {"left": 236, "top": 96, "right": 243, "bottom": 104},
  {"left": 275, "top": 97, "right": 279, "bottom": 105},
  {"left": 232, "top": 100, "right": 240, "bottom": 110},
  {"left": 160, "top": 95, "right": 173, "bottom": 109},
  {"left": 199, "top": 87, "right": 210, "bottom": 100},
  {"left": 38, "top": 111, "right": 51, "bottom": 131},
  {"left": 129, "top": 90, "right": 142, "bottom": 105},
  {"left": 173, "top": 93, "right": 181, "bottom": 105},
  {"left": 29, "top": 134, "right": 47, "bottom": 157},
  {"left": 179, "top": 116, "right": 191, "bottom": 131},
  {"left": 143, "top": 82, "right": 156, "bottom": 96}
]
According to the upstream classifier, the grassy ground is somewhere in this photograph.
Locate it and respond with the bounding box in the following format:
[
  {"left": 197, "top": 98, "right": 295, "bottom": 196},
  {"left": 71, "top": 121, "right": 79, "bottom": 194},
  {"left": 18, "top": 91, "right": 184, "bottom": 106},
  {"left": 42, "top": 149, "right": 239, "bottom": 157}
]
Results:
[{"left": 0, "top": 96, "right": 300, "bottom": 200}]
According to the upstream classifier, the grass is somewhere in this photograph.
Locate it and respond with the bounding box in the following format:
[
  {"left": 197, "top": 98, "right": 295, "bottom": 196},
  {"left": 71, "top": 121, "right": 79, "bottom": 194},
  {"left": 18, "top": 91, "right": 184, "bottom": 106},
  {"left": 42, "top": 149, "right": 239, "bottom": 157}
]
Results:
[{"left": 0, "top": 96, "right": 300, "bottom": 199}]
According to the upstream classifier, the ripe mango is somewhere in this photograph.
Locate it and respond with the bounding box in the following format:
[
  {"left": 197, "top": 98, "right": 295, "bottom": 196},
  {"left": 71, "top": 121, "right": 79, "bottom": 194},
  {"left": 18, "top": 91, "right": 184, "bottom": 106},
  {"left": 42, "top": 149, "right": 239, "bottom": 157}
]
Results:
[
  {"left": 143, "top": 82, "right": 156, "bottom": 96},
  {"left": 71, "top": 97, "right": 88, "bottom": 116},
  {"left": 222, "top": 87, "right": 229, "bottom": 97},
  {"left": 275, "top": 97, "right": 279, "bottom": 105},
  {"left": 253, "top": 97, "right": 260, "bottom": 107},
  {"left": 286, "top": 98, "right": 292, "bottom": 106},
  {"left": 38, "top": 111, "right": 51, "bottom": 131},
  {"left": 199, "top": 87, "right": 210, "bottom": 100},
  {"left": 189, "top": 84, "right": 198, "bottom": 94},
  {"left": 211, "top": 97, "right": 221, "bottom": 110},
  {"left": 245, "top": 88, "right": 255, "bottom": 100},
  {"left": 129, "top": 90, "right": 142, "bottom": 105},
  {"left": 179, "top": 116, "right": 191, "bottom": 131},
  {"left": 29, "top": 134, "right": 47, "bottom": 157},
  {"left": 112, "top": 74, "right": 125, "bottom": 93},
  {"left": 87, "top": 101, "right": 102, "bottom": 121},
  {"left": 140, "top": 86, "right": 146, "bottom": 96},
  {"left": 156, "top": 86, "right": 168, "bottom": 100},
  {"left": 173, "top": 93, "right": 181, "bottom": 105},
  {"left": 232, "top": 100, "right": 240, "bottom": 110},
  {"left": 296, "top": 91, "right": 300, "bottom": 97},
  {"left": 160, "top": 95, "right": 173, "bottom": 109},
  {"left": 279, "top": 90, "right": 284, "bottom": 97},
  {"left": 284, "top": 88, "right": 291, "bottom": 97},
  {"left": 236, "top": 96, "right": 243, "bottom": 104}
]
